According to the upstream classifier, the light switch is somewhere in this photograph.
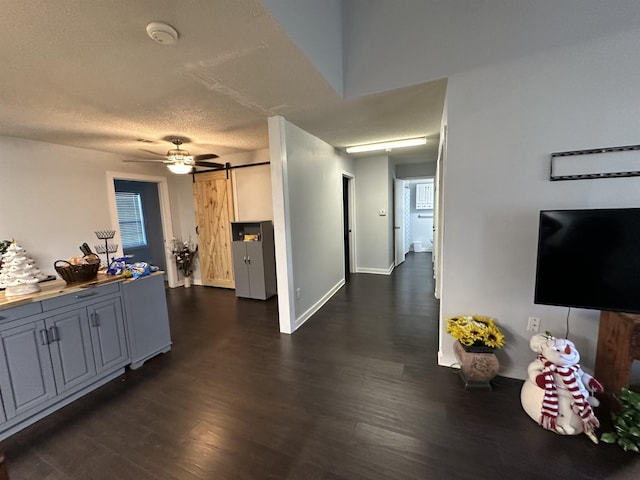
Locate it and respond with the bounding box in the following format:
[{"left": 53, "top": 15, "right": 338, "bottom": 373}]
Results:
[{"left": 379, "top": 209, "right": 386, "bottom": 216}]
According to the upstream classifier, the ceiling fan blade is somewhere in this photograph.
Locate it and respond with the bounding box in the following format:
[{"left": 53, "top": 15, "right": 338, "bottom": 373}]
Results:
[
  {"left": 194, "top": 153, "right": 219, "bottom": 161},
  {"left": 195, "top": 160, "right": 224, "bottom": 168},
  {"left": 123, "top": 159, "right": 168, "bottom": 163},
  {"left": 139, "top": 148, "right": 166, "bottom": 157}
]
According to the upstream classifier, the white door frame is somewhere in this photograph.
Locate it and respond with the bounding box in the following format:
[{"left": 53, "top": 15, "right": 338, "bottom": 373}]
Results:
[
  {"left": 394, "top": 178, "right": 406, "bottom": 267},
  {"left": 434, "top": 125, "right": 446, "bottom": 299},
  {"left": 106, "top": 171, "right": 178, "bottom": 288}
]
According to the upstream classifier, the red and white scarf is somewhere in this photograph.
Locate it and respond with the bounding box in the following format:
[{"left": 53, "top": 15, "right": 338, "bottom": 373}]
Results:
[{"left": 539, "top": 357, "right": 600, "bottom": 433}]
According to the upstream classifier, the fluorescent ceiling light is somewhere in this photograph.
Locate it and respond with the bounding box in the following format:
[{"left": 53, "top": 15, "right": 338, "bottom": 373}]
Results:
[
  {"left": 346, "top": 137, "right": 427, "bottom": 154},
  {"left": 167, "top": 162, "right": 193, "bottom": 174}
]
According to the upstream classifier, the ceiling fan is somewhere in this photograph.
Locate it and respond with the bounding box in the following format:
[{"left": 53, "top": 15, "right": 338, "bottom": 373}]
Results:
[{"left": 127, "top": 138, "right": 223, "bottom": 174}]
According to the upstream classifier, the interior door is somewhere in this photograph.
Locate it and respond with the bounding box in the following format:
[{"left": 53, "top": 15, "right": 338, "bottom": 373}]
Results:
[
  {"left": 193, "top": 170, "right": 235, "bottom": 288},
  {"left": 394, "top": 178, "right": 406, "bottom": 267}
]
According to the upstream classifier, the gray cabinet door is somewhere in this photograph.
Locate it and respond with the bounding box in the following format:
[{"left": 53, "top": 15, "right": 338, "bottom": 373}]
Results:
[
  {"left": 122, "top": 274, "right": 172, "bottom": 369},
  {"left": 87, "top": 297, "right": 128, "bottom": 373},
  {"left": 0, "top": 318, "right": 56, "bottom": 419},
  {"left": 232, "top": 241, "right": 251, "bottom": 298},
  {"left": 46, "top": 309, "right": 97, "bottom": 394},
  {"left": 246, "top": 241, "right": 266, "bottom": 299}
]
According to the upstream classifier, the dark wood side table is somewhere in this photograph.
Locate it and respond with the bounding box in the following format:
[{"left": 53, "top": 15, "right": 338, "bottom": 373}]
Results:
[{"left": 595, "top": 311, "right": 640, "bottom": 400}]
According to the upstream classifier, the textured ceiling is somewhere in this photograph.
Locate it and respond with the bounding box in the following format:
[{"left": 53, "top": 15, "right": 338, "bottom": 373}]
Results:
[{"left": 0, "top": 0, "right": 445, "bottom": 161}]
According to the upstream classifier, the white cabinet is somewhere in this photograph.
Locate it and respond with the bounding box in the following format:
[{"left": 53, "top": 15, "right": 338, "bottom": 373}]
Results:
[{"left": 416, "top": 182, "right": 434, "bottom": 209}]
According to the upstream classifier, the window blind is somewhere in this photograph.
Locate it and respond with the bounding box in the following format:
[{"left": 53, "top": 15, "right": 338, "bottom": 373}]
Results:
[{"left": 115, "top": 192, "right": 147, "bottom": 248}]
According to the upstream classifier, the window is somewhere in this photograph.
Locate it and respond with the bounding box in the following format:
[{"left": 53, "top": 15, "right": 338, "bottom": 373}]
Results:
[{"left": 115, "top": 192, "right": 148, "bottom": 248}]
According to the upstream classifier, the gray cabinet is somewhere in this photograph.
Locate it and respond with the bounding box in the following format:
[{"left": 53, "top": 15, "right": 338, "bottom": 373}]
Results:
[
  {"left": 122, "top": 273, "right": 172, "bottom": 369},
  {"left": 0, "top": 316, "right": 57, "bottom": 419},
  {"left": 231, "top": 221, "right": 277, "bottom": 300},
  {"left": 0, "top": 275, "right": 170, "bottom": 439},
  {"left": 47, "top": 308, "right": 97, "bottom": 394},
  {"left": 41, "top": 286, "right": 128, "bottom": 380},
  {"left": 0, "top": 282, "right": 130, "bottom": 438},
  {"left": 87, "top": 297, "right": 128, "bottom": 373}
]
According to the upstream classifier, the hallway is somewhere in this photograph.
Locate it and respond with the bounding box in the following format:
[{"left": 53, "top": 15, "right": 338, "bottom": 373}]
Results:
[{"left": 4, "top": 253, "right": 637, "bottom": 479}]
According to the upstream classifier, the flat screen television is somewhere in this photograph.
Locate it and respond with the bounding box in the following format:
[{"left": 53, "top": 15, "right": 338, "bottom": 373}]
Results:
[{"left": 534, "top": 208, "right": 640, "bottom": 313}]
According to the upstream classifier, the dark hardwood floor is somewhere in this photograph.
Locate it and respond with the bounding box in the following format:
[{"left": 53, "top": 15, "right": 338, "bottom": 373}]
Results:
[{"left": 3, "top": 253, "right": 639, "bottom": 479}]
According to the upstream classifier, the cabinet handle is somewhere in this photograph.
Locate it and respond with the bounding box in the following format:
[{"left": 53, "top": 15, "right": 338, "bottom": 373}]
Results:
[
  {"left": 243, "top": 256, "right": 247, "bottom": 264},
  {"left": 247, "top": 256, "right": 251, "bottom": 264},
  {"left": 90, "top": 312, "right": 99, "bottom": 327},
  {"left": 75, "top": 291, "right": 96, "bottom": 299},
  {"left": 49, "top": 326, "right": 60, "bottom": 342},
  {"left": 40, "top": 329, "right": 49, "bottom": 345},
  {"left": 196, "top": 225, "right": 199, "bottom": 235}
]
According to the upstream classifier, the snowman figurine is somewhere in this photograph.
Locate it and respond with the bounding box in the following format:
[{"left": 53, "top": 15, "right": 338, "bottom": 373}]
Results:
[{"left": 520, "top": 333, "right": 603, "bottom": 443}]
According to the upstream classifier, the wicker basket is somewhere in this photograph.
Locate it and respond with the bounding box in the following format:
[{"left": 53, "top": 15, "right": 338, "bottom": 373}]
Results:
[{"left": 54, "top": 255, "right": 101, "bottom": 284}]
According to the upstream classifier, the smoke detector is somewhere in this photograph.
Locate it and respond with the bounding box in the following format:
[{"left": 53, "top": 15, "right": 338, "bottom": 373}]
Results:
[{"left": 146, "top": 22, "right": 179, "bottom": 45}]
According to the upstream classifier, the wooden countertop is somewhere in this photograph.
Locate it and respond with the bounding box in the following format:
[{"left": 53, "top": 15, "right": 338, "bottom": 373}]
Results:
[{"left": 0, "top": 272, "right": 163, "bottom": 311}]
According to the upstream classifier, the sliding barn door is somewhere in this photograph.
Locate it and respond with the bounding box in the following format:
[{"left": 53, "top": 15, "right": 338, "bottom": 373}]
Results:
[{"left": 193, "top": 170, "right": 235, "bottom": 288}]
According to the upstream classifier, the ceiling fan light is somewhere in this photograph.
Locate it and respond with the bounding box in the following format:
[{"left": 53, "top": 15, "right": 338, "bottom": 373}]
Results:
[
  {"left": 168, "top": 153, "right": 194, "bottom": 163},
  {"left": 167, "top": 162, "right": 192, "bottom": 174},
  {"left": 345, "top": 137, "right": 427, "bottom": 154}
]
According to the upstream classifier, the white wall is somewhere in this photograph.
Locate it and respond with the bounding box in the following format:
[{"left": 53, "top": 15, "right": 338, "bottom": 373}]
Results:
[
  {"left": 353, "top": 154, "right": 394, "bottom": 274},
  {"left": 0, "top": 136, "right": 273, "bottom": 290},
  {"left": 342, "top": 0, "right": 640, "bottom": 98},
  {"left": 0, "top": 136, "right": 182, "bottom": 275},
  {"left": 338, "top": 1, "right": 640, "bottom": 380},
  {"left": 439, "top": 28, "right": 640, "bottom": 379},
  {"left": 261, "top": 0, "right": 343, "bottom": 95},
  {"left": 269, "top": 117, "right": 353, "bottom": 333},
  {"left": 230, "top": 149, "right": 273, "bottom": 221},
  {"left": 395, "top": 162, "right": 436, "bottom": 179}
]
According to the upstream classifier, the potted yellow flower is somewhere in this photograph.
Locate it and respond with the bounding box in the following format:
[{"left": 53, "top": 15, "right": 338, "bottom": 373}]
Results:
[
  {"left": 446, "top": 314, "right": 505, "bottom": 388},
  {"left": 446, "top": 314, "right": 505, "bottom": 352}
]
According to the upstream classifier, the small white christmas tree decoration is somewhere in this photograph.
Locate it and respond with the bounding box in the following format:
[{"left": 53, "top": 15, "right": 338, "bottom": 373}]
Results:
[{"left": 0, "top": 242, "right": 47, "bottom": 297}]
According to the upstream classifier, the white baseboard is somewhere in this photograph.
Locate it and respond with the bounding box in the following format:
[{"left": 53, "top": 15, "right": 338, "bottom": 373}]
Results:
[
  {"left": 356, "top": 263, "right": 394, "bottom": 275},
  {"left": 293, "top": 279, "right": 345, "bottom": 331}
]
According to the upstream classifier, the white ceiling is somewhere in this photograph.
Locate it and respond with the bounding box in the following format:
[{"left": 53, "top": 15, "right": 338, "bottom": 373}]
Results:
[{"left": 0, "top": 0, "right": 445, "bottom": 161}]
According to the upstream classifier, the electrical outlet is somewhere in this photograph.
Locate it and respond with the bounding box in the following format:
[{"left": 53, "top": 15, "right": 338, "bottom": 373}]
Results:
[
  {"left": 295, "top": 288, "right": 301, "bottom": 299},
  {"left": 527, "top": 316, "right": 540, "bottom": 332}
]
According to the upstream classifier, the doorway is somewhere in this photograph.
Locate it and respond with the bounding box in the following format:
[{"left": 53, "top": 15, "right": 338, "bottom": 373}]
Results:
[
  {"left": 106, "top": 172, "right": 177, "bottom": 288},
  {"left": 403, "top": 178, "right": 435, "bottom": 255},
  {"left": 342, "top": 174, "right": 355, "bottom": 283},
  {"left": 113, "top": 180, "right": 166, "bottom": 271}
]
